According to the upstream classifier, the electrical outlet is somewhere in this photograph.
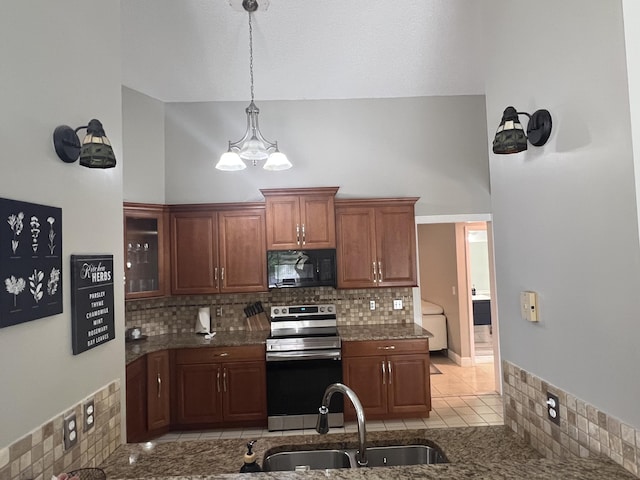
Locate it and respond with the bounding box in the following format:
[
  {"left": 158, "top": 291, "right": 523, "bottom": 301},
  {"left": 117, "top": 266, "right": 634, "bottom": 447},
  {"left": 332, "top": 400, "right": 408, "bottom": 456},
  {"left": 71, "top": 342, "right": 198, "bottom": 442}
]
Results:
[
  {"left": 63, "top": 413, "right": 78, "bottom": 450},
  {"left": 83, "top": 399, "right": 95, "bottom": 432},
  {"left": 546, "top": 392, "right": 560, "bottom": 425},
  {"left": 216, "top": 307, "right": 223, "bottom": 317},
  {"left": 393, "top": 299, "right": 403, "bottom": 310},
  {"left": 369, "top": 300, "right": 376, "bottom": 310}
]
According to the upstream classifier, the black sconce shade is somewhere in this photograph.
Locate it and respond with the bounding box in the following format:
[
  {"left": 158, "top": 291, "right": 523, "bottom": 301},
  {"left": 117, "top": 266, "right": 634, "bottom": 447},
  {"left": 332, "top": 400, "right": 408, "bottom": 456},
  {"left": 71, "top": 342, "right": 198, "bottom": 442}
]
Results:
[
  {"left": 53, "top": 119, "right": 116, "bottom": 169},
  {"left": 493, "top": 106, "right": 552, "bottom": 155}
]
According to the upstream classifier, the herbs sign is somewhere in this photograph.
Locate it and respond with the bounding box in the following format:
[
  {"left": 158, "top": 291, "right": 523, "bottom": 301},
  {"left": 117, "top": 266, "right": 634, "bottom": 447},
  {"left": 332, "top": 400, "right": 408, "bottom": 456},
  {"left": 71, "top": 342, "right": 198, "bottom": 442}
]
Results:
[
  {"left": 71, "top": 255, "right": 115, "bottom": 354},
  {"left": 1, "top": 198, "right": 62, "bottom": 328}
]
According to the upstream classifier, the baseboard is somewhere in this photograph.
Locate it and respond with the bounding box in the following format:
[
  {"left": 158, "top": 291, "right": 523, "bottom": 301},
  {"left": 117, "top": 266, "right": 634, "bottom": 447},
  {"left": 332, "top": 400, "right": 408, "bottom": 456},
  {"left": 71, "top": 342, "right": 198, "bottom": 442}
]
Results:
[{"left": 447, "top": 349, "right": 472, "bottom": 367}]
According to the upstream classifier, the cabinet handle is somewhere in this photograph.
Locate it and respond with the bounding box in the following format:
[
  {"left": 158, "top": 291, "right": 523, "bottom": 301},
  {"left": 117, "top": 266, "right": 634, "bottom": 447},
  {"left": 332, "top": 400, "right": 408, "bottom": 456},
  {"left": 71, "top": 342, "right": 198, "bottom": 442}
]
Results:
[
  {"left": 157, "top": 372, "right": 162, "bottom": 399},
  {"left": 214, "top": 267, "right": 219, "bottom": 288},
  {"left": 221, "top": 267, "right": 225, "bottom": 282},
  {"left": 372, "top": 262, "right": 378, "bottom": 283},
  {"left": 381, "top": 360, "right": 386, "bottom": 385},
  {"left": 213, "top": 352, "right": 229, "bottom": 357},
  {"left": 378, "top": 261, "right": 383, "bottom": 282},
  {"left": 223, "top": 368, "right": 227, "bottom": 393},
  {"left": 377, "top": 345, "right": 396, "bottom": 350},
  {"left": 388, "top": 360, "right": 392, "bottom": 385},
  {"left": 302, "top": 224, "right": 306, "bottom": 245},
  {"left": 216, "top": 369, "right": 221, "bottom": 393}
]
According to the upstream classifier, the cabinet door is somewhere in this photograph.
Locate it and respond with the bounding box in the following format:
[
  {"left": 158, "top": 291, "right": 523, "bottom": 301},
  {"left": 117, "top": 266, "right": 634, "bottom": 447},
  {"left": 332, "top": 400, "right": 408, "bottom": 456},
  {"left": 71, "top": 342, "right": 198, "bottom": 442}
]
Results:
[
  {"left": 387, "top": 354, "right": 431, "bottom": 416},
  {"left": 222, "top": 361, "right": 267, "bottom": 423},
  {"left": 218, "top": 209, "right": 268, "bottom": 293},
  {"left": 124, "top": 204, "right": 169, "bottom": 299},
  {"left": 375, "top": 206, "right": 417, "bottom": 287},
  {"left": 175, "top": 363, "right": 223, "bottom": 425},
  {"left": 146, "top": 350, "right": 171, "bottom": 431},
  {"left": 299, "top": 195, "right": 336, "bottom": 249},
  {"left": 171, "top": 212, "right": 218, "bottom": 294},
  {"left": 342, "top": 356, "right": 387, "bottom": 418},
  {"left": 264, "top": 195, "right": 300, "bottom": 250},
  {"left": 126, "top": 357, "right": 147, "bottom": 443},
  {"left": 336, "top": 207, "right": 377, "bottom": 288}
]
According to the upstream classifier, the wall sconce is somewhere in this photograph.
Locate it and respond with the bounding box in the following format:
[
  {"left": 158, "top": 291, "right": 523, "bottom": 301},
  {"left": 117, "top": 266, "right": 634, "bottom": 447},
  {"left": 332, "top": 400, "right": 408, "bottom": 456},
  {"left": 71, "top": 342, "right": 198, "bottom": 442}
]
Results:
[
  {"left": 492, "top": 106, "right": 552, "bottom": 154},
  {"left": 53, "top": 119, "right": 117, "bottom": 169}
]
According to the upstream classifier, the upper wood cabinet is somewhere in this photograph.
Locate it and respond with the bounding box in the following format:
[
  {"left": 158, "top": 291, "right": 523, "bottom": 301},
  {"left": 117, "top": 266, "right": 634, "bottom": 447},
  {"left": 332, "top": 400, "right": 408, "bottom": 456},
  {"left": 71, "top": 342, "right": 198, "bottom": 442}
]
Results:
[
  {"left": 261, "top": 187, "right": 338, "bottom": 250},
  {"left": 124, "top": 203, "right": 169, "bottom": 299},
  {"left": 335, "top": 198, "right": 418, "bottom": 288},
  {"left": 170, "top": 204, "right": 267, "bottom": 294}
]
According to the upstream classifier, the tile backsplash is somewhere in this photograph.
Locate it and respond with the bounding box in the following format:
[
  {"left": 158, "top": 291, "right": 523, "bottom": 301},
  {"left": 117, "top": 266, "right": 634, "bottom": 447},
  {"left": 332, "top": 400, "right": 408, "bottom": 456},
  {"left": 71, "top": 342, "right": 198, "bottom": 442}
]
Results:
[
  {"left": 503, "top": 360, "right": 640, "bottom": 478},
  {"left": 0, "top": 380, "right": 121, "bottom": 480},
  {"left": 125, "top": 287, "right": 414, "bottom": 334}
]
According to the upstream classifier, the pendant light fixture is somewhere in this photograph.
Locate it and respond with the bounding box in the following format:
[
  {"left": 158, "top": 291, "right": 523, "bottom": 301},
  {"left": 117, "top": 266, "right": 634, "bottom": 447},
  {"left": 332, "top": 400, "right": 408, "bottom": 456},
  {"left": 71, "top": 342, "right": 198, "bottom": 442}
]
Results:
[{"left": 216, "top": 0, "right": 291, "bottom": 171}]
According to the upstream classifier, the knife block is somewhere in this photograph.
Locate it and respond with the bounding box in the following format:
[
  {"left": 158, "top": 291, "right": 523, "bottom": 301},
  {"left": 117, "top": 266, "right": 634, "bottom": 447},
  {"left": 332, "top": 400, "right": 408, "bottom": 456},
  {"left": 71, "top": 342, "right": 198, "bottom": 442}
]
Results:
[{"left": 246, "top": 312, "right": 270, "bottom": 331}]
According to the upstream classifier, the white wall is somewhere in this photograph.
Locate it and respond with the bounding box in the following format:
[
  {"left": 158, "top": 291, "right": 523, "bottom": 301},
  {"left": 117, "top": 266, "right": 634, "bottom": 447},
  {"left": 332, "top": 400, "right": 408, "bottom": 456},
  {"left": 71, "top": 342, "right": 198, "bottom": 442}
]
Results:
[
  {"left": 484, "top": 0, "right": 640, "bottom": 427},
  {"left": 0, "top": 1, "right": 124, "bottom": 447},
  {"left": 164, "top": 95, "right": 491, "bottom": 216},
  {"left": 123, "top": 87, "right": 166, "bottom": 203},
  {"left": 623, "top": 0, "right": 640, "bottom": 242}
]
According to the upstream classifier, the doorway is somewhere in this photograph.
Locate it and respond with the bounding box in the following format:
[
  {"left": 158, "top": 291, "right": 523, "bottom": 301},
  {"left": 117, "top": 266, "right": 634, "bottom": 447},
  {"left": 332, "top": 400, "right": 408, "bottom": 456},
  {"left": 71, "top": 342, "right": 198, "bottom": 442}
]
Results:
[{"left": 415, "top": 215, "right": 501, "bottom": 396}]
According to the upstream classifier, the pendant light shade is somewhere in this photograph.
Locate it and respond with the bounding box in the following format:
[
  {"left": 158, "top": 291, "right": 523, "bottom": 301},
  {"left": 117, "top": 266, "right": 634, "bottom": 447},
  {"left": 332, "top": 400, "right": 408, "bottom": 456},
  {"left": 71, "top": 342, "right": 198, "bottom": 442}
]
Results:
[{"left": 216, "top": 0, "right": 291, "bottom": 171}]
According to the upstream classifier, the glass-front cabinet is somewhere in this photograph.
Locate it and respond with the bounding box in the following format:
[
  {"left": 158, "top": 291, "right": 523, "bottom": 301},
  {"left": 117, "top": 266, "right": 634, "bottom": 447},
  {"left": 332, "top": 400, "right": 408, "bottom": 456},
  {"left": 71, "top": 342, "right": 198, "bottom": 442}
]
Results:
[{"left": 124, "top": 203, "right": 169, "bottom": 299}]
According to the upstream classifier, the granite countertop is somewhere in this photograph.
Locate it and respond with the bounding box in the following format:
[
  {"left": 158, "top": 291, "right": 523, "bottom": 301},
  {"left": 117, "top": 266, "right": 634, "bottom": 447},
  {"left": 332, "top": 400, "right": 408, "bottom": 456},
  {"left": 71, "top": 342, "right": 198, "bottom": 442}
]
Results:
[
  {"left": 338, "top": 323, "right": 432, "bottom": 342},
  {"left": 125, "top": 330, "right": 270, "bottom": 364},
  {"left": 125, "top": 323, "right": 432, "bottom": 364},
  {"left": 99, "top": 426, "right": 635, "bottom": 479}
]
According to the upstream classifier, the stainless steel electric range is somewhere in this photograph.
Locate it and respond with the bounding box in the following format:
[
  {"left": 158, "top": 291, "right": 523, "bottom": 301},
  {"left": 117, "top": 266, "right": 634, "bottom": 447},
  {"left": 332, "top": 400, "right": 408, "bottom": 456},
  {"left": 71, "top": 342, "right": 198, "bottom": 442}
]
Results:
[{"left": 265, "top": 304, "right": 344, "bottom": 431}]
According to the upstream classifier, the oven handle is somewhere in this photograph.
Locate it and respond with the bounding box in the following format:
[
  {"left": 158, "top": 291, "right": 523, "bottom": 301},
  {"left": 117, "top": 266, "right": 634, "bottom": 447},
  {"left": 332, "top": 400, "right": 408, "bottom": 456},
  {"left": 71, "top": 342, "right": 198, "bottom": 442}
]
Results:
[{"left": 266, "top": 351, "right": 342, "bottom": 362}]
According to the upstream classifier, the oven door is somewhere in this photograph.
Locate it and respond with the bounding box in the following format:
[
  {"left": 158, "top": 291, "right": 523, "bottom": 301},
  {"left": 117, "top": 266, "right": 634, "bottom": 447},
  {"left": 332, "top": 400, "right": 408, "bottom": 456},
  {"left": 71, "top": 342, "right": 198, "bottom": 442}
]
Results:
[{"left": 266, "top": 356, "right": 343, "bottom": 431}]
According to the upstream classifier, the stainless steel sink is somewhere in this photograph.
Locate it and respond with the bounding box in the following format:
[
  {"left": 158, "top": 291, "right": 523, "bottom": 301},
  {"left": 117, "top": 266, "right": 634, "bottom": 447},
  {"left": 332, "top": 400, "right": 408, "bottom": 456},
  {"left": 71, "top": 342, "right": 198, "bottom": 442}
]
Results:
[
  {"left": 262, "top": 444, "right": 448, "bottom": 471},
  {"left": 366, "top": 445, "right": 447, "bottom": 467},
  {"left": 262, "top": 449, "right": 352, "bottom": 472}
]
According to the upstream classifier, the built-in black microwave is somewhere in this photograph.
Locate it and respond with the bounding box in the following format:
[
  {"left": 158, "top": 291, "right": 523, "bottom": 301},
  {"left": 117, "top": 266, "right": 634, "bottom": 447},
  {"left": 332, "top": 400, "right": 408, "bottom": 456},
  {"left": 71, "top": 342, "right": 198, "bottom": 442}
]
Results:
[{"left": 267, "top": 249, "right": 336, "bottom": 288}]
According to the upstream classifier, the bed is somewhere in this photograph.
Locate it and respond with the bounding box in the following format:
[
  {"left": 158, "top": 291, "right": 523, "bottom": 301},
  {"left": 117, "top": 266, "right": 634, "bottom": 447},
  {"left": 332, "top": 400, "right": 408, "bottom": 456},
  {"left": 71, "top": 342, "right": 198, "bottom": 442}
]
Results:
[{"left": 421, "top": 300, "right": 448, "bottom": 351}]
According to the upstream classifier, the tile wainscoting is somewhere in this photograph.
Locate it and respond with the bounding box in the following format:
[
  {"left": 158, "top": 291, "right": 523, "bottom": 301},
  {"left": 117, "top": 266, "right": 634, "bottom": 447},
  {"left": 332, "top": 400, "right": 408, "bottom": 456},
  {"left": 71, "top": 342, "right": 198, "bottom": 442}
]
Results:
[
  {"left": 503, "top": 360, "right": 640, "bottom": 477},
  {"left": 0, "top": 380, "right": 121, "bottom": 480},
  {"left": 125, "top": 287, "right": 415, "bottom": 334}
]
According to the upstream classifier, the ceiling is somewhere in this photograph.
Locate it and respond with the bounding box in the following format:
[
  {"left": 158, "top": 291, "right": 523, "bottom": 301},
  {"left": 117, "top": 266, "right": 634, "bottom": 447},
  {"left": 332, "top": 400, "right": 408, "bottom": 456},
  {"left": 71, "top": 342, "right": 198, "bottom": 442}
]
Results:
[{"left": 121, "top": 0, "right": 485, "bottom": 103}]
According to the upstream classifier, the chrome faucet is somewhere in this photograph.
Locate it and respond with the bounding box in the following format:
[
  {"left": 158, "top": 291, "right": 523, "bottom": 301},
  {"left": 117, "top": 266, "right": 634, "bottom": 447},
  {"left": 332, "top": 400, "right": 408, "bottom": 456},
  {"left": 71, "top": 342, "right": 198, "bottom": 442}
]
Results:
[{"left": 316, "top": 383, "right": 368, "bottom": 467}]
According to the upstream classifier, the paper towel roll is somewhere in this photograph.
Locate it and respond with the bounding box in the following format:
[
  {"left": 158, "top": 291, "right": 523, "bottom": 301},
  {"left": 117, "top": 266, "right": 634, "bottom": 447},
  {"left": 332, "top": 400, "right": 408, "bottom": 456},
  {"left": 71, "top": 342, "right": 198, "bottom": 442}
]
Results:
[{"left": 195, "top": 307, "right": 211, "bottom": 334}]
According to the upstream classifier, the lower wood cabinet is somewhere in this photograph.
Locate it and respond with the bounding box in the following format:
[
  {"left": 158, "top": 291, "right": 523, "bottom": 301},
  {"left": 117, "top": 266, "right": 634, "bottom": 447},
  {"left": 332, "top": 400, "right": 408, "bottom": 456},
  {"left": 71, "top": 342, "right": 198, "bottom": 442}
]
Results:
[
  {"left": 146, "top": 350, "right": 171, "bottom": 431},
  {"left": 174, "top": 345, "right": 267, "bottom": 429},
  {"left": 125, "top": 350, "right": 171, "bottom": 443},
  {"left": 342, "top": 339, "right": 431, "bottom": 420},
  {"left": 126, "top": 356, "right": 148, "bottom": 443}
]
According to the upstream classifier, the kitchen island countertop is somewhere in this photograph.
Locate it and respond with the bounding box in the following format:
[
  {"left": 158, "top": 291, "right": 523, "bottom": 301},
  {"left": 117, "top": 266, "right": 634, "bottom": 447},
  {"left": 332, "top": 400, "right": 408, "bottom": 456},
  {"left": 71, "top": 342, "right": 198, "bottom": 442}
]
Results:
[{"left": 100, "top": 425, "right": 635, "bottom": 479}]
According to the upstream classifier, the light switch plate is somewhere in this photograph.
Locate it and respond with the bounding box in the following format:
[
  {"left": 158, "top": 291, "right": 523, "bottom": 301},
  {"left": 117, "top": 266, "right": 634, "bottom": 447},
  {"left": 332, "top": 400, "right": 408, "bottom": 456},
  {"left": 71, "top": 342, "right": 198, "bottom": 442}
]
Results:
[{"left": 393, "top": 299, "right": 403, "bottom": 310}]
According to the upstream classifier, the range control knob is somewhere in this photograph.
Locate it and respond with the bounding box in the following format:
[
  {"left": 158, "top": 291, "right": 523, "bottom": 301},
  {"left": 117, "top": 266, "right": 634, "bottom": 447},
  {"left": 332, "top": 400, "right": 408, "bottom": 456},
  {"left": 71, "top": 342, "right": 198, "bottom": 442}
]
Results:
[
  {"left": 273, "top": 308, "right": 279, "bottom": 315},
  {"left": 282, "top": 308, "right": 287, "bottom": 314},
  {"left": 319, "top": 306, "right": 325, "bottom": 312},
  {"left": 327, "top": 306, "right": 334, "bottom": 313}
]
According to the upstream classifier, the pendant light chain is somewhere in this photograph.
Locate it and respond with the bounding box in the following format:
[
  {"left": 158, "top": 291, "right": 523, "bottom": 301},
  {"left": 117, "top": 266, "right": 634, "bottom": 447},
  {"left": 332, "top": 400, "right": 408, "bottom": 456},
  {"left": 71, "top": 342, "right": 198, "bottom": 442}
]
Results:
[{"left": 248, "top": 11, "right": 255, "bottom": 103}]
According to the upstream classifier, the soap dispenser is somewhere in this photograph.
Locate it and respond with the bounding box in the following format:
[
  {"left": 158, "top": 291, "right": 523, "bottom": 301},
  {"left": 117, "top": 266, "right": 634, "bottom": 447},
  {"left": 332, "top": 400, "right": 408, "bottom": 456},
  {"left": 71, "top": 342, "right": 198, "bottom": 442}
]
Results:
[{"left": 239, "top": 440, "right": 262, "bottom": 473}]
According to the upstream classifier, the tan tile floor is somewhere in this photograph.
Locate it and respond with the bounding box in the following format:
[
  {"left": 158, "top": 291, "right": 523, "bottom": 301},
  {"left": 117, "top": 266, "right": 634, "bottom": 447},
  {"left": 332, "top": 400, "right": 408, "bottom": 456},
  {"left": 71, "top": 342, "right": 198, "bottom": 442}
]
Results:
[{"left": 154, "top": 354, "right": 503, "bottom": 443}]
